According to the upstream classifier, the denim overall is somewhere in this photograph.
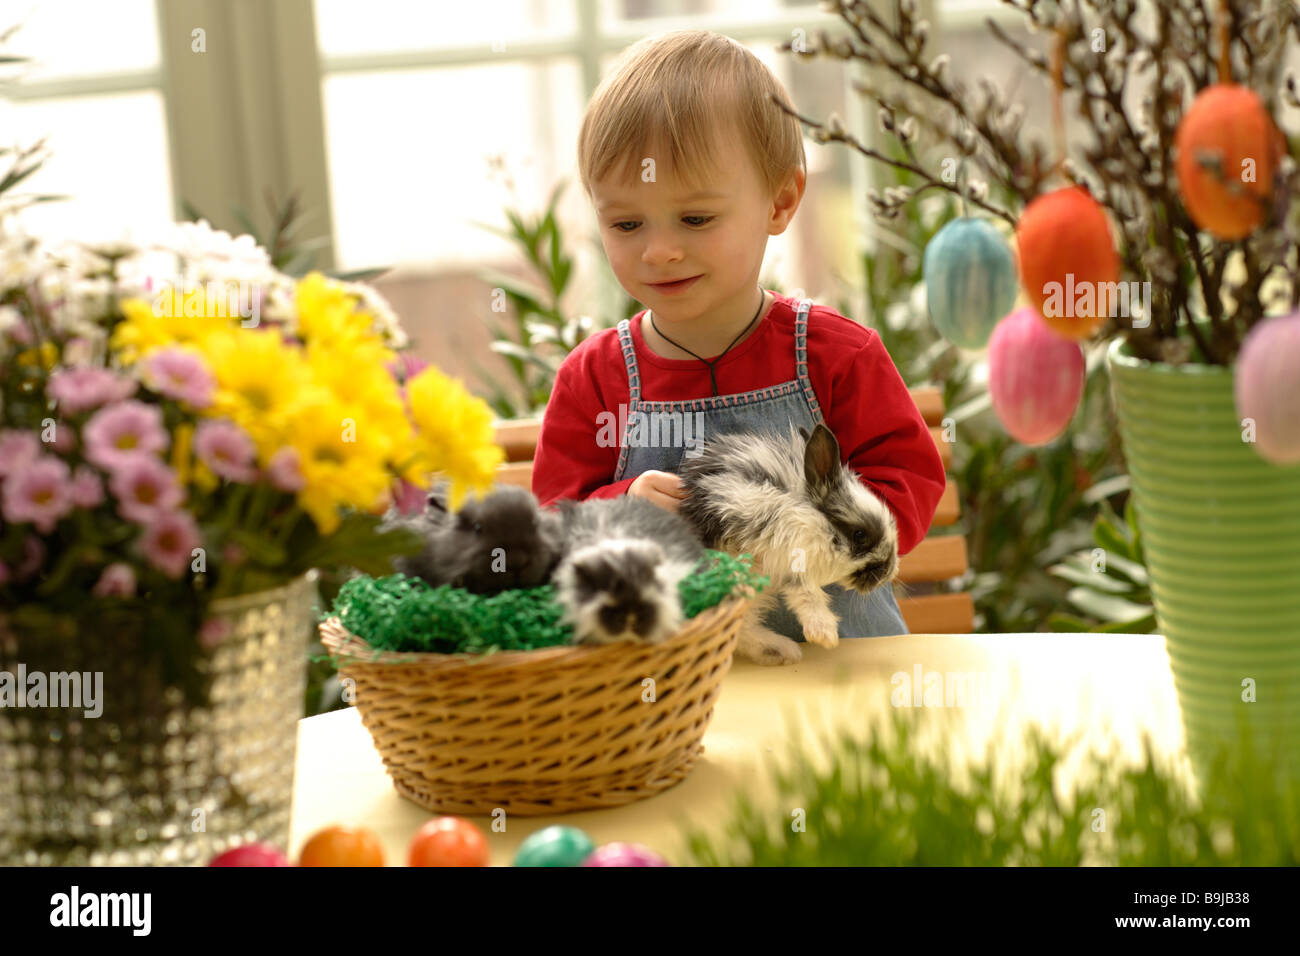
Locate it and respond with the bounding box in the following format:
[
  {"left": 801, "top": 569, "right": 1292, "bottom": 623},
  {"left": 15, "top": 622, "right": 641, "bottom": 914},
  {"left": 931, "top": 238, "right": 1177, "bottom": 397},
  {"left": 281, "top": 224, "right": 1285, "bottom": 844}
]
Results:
[{"left": 612, "top": 297, "right": 909, "bottom": 640}]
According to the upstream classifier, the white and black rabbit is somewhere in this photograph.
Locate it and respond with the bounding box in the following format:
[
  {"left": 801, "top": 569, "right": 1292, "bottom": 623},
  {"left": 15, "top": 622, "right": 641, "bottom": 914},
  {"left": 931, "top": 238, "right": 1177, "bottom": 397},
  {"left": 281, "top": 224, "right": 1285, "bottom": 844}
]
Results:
[
  {"left": 677, "top": 422, "right": 900, "bottom": 666},
  {"left": 382, "top": 481, "right": 705, "bottom": 647},
  {"left": 551, "top": 495, "right": 705, "bottom": 646},
  {"left": 381, "top": 481, "right": 565, "bottom": 594}
]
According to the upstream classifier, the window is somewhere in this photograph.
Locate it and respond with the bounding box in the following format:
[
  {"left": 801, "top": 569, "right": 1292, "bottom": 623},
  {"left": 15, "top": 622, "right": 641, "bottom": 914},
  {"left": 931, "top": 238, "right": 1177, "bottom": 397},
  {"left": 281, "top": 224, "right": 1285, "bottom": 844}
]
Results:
[{"left": 0, "top": 0, "right": 171, "bottom": 240}]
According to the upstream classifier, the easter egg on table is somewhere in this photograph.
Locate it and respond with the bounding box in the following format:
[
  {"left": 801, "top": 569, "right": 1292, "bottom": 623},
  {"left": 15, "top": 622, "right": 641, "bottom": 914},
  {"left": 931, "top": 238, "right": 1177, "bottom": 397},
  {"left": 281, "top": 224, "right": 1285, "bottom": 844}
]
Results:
[
  {"left": 1016, "top": 186, "right": 1118, "bottom": 341},
  {"left": 298, "top": 825, "right": 385, "bottom": 867},
  {"left": 409, "top": 816, "right": 490, "bottom": 867},
  {"left": 1175, "top": 84, "right": 1284, "bottom": 240},
  {"left": 513, "top": 826, "right": 596, "bottom": 867},
  {"left": 988, "top": 306, "right": 1086, "bottom": 446},
  {"left": 208, "top": 843, "right": 291, "bottom": 867},
  {"left": 1234, "top": 311, "right": 1300, "bottom": 465},
  {"left": 923, "top": 217, "right": 1018, "bottom": 349},
  {"left": 579, "top": 842, "right": 671, "bottom": 867}
]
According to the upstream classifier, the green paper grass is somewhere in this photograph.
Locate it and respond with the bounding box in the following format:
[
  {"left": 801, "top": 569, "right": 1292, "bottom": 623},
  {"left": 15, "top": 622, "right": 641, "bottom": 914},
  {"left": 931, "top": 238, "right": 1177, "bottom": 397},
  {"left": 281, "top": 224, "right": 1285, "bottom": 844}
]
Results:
[{"left": 322, "top": 549, "right": 767, "bottom": 656}]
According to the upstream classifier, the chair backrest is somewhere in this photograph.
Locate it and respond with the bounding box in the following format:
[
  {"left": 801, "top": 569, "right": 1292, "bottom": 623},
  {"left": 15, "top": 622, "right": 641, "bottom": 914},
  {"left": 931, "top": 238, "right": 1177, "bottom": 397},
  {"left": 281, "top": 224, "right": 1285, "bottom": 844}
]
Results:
[{"left": 492, "top": 385, "right": 973, "bottom": 633}]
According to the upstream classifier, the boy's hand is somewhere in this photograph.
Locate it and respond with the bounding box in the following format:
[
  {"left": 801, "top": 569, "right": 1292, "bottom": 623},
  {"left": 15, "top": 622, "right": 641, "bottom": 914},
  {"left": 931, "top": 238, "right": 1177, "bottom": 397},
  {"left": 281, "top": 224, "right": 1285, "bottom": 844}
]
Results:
[{"left": 628, "top": 470, "right": 689, "bottom": 513}]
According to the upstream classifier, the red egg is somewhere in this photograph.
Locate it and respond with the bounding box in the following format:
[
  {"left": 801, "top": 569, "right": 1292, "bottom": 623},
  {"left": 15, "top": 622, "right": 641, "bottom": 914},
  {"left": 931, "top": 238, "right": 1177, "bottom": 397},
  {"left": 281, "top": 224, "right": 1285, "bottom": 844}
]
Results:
[
  {"left": 409, "top": 816, "right": 490, "bottom": 867},
  {"left": 1234, "top": 311, "right": 1300, "bottom": 465},
  {"left": 988, "top": 306, "right": 1086, "bottom": 446},
  {"left": 208, "top": 843, "right": 291, "bottom": 867},
  {"left": 1175, "top": 84, "right": 1283, "bottom": 240},
  {"left": 1016, "top": 186, "right": 1118, "bottom": 340}
]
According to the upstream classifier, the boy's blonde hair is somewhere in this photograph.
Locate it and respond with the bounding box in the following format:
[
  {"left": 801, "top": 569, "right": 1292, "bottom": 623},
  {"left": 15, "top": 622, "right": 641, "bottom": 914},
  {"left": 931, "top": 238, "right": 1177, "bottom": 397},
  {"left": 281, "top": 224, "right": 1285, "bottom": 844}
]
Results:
[{"left": 578, "top": 29, "right": 806, "bottom": 203}]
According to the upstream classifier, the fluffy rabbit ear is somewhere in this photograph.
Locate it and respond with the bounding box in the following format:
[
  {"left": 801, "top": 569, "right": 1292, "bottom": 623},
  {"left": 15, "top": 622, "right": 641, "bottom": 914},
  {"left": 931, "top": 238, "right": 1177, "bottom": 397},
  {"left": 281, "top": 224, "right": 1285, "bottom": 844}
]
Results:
[
  {"left": 426, "top": 481, "right": 450, "bottom": 514},
  {"left": 803, "top": 423, "right": 841, "bottom": 489}
]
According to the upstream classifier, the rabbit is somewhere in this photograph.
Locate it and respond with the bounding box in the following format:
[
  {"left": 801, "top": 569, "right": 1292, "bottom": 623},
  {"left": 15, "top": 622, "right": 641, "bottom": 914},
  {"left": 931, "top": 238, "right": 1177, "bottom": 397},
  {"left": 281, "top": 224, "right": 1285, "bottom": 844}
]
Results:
[
  {"left": 677, "top": 422, "right": 900, "bottom": 666},
  {"left": 380, "top": 481, "right": 566, "bottom": 594},
  {"left": 550, "top": 495, "right": 706, "bottom": 647}
]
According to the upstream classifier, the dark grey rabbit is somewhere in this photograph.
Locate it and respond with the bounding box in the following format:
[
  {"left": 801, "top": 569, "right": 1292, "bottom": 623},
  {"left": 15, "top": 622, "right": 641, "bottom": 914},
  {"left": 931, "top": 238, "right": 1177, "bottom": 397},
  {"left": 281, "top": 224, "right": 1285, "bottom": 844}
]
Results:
[
  {"left": 381, "top": 481, "right": 565, "bottom": 594},
  {"left": 550, "top": 495, "right": 705, "bottom": 646}
]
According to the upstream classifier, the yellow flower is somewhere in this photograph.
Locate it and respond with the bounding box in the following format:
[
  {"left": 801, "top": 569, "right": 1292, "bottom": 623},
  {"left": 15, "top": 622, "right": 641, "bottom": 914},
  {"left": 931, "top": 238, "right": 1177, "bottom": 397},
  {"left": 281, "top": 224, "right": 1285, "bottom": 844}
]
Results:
[
  {"left": 16, "top": 342, "right": 58, "bottom": 370},
  {"left": 306, "top": 347, "right": 413, "bottom": 468},
  {"left": 282, "top": 394, "right": 393, "bottom": 535},
  {"left": 405, "top": 365, "right": 503, "bottom": 510},
  {"left": 295, "top": 272, "right": 392, "bottom": 357},
  {"left": 113, "top": 291, "right": 235, "bottom": 365},
  {"left": 196, "top": 327, "right": 314, "bottom": 457}
]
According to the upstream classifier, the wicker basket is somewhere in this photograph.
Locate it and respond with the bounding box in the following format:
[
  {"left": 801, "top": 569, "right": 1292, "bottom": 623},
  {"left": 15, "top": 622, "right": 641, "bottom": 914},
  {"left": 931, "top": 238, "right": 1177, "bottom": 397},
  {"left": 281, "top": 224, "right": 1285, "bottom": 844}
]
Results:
[{"left": 318, "top": 594, "right": 749, "bottom": 815}]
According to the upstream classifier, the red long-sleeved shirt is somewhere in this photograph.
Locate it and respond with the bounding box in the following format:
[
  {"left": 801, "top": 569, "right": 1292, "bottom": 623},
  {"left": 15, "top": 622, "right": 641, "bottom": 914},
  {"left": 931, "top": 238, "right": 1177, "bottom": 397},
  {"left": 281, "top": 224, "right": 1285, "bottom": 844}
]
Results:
[{"left": 531, "top": 292, "right": 946, "bottom": 556}]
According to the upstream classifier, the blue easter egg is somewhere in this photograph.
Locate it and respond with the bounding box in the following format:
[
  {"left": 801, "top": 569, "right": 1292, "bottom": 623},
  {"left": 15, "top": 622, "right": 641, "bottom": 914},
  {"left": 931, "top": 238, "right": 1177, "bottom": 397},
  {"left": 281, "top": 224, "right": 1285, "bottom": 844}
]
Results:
[{"left": 923, "top": 217, "right": 1018, "bottom": 349}]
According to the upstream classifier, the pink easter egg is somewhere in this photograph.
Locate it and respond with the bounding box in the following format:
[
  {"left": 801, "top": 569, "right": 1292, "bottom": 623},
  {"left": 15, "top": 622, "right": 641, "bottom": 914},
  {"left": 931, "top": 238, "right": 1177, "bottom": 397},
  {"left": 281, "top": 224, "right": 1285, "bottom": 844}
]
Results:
[
  {"left": 579, "top": 842, "right": 671, "bottom": 867},
  {"left": 208, "top": 843, "right": 292, "bottom": 867},
  {"left": 1235, "top": 311, "right": 1300, "bottom": 465},
  {"left": 988, "top": 306, "right": 1086, "bottom": 445}
]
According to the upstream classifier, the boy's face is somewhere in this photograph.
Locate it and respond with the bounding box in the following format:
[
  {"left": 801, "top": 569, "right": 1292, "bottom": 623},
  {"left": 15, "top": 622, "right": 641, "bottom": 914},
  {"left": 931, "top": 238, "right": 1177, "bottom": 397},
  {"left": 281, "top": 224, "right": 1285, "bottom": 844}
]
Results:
[{"left": 592, "top": 126, "right": 804, "bottom": 324}]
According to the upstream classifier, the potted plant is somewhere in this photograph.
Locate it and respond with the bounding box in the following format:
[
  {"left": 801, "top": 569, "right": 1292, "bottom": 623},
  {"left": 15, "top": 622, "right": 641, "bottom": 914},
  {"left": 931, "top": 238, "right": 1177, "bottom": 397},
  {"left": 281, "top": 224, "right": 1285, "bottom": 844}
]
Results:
[
  {"left": 784, "top": 0, "right": 1300, "bottom": 791},
  {"left": 0, "top": 212, "right": 503, "bottom": 864}
]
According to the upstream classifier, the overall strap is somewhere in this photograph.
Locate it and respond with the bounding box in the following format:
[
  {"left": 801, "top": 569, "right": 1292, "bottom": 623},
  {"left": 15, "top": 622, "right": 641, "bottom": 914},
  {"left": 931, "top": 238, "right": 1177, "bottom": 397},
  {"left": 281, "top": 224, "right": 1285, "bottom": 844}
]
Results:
[
  {"left": 794, "top": 298, "right": 825, "bottom": 425},
  {"left": 615, "top": 318, "right": 641, "bottom": 402}
]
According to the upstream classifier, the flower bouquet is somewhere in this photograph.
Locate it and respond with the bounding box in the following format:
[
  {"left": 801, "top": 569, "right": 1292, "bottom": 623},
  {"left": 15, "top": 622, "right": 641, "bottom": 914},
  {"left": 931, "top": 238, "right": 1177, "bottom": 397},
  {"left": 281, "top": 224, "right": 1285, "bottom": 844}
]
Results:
[{"left": 0, "top": 217, "right": 504, "bottom": 863}]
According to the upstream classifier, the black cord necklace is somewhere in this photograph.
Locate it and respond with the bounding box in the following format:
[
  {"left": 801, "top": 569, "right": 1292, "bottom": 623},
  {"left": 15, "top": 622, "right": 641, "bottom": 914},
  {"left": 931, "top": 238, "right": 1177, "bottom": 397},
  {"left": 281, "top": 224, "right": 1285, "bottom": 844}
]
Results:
[{"left": 648, "top": 289, "right": 766, "bottom": 397}]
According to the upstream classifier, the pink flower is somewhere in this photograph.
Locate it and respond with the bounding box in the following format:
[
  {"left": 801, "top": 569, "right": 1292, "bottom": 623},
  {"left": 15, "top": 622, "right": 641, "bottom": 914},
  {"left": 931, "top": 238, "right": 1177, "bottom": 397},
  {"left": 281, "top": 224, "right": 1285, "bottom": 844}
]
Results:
[
  {"left": 195, "top": 420, "right": 258, "bottom": 483},
  {"left": 83, "top": 400, "right": 168, "bottom": 472},
  {"left": 48, "top": 367, "right": 138, "bottom": 415},
  {"left": 137, "top": 511, "right": 201, "bottom": 579},
  {"left": 92, "top": 562, "right": 137, "bottom": 598},
  {"left": 267, "top": 447, "right": 303, "bottom": 492},
  {"left": 387, "top": 352, "right": 428, "bottom": 383},
  {"left": 2, "top": 457, "right": 74, "bottom": 534},
  {"left": 69, "top": 466, "right": 105, "bottom": 508},
  {"left": 108, "top": 456, "right": 184, "bottom": 524},
  {"left": 46, "top": 422, "right": 77, "bottom": 456},
  {"left": 139, "top": 348, "right": 215, "bottom": 408},
  {"left": 391, "top": 478, "right": 426, "bottom": 516},
  {"left": 199, "top": 617, "right": 231, "bottom": 650},
  {"left": 0, "top": 430, "right": 40, "bottom": 478}
]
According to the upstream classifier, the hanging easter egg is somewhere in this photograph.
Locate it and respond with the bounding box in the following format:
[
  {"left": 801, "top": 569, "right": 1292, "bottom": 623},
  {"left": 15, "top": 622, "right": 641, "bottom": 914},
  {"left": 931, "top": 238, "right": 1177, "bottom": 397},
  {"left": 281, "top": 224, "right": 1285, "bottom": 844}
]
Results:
[
  {"left": 1234, "top": 311, "right": 1300, "bottom": 465},
  {"left": 409, "top": 816, "right": 490, "bottom": 867},
  {"left": 298, "top": 824, "right": 385, "bottom": 867},
  {"left": 1175, "top": 84, "right": 1284, "bottom": 240},
  {"left": 1016, "top": 186, "right": 1119, "bottom": 341},
  {"left": 988, "top": 306, "right": 1086, "bottom": 446},
  {"left": 923, "top": 217, "right": 1019, "bottom": 349},
  {"left": 580, "top": 842, "right": 671, "bottom": 867},
  {"left": 208, "top": 843, "right": 291, "bottom": 867},
  {"left": 513, "top": 826, "right": 596, "bottom": 867}
]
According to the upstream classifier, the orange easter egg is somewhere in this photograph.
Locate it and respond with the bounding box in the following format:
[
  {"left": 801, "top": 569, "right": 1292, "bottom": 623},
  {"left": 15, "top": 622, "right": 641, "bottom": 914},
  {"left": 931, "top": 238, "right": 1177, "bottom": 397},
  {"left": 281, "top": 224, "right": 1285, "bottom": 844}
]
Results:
[
  {"left": 1016, "top": 186, "right": 1119, "bottom": 341},
  {"left": 1175, "top": 84, "right": 1283, "bottom": 240}
]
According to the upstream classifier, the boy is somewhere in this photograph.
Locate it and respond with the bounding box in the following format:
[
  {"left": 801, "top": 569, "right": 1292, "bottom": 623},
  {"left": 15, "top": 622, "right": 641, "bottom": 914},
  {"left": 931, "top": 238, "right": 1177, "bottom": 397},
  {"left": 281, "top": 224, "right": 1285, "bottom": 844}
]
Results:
[{"left": 532, "top": 29, "right": 946, "bottom": 657}]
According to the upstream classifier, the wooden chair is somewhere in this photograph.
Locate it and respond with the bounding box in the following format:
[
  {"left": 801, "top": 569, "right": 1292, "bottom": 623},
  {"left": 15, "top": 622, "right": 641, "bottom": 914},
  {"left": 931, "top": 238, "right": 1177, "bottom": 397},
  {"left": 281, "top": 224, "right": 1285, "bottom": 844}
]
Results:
[{"left": 492, "top": 385, "right": 974, "bottom": 633}]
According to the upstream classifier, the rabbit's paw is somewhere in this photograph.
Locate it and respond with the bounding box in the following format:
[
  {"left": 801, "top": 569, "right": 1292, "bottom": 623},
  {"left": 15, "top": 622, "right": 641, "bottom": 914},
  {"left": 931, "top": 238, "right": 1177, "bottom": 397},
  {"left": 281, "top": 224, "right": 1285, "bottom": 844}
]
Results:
[
  {"left": 737, "top": 621, "right": 803, "bottom": 666},
  {"left": 802, "top": 612, "right": 840, "bottom": 648}
]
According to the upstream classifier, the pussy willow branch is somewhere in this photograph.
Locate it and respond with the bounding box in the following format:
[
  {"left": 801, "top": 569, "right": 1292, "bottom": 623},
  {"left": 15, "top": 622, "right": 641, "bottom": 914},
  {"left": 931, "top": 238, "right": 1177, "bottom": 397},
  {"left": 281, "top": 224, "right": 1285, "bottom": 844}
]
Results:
[
  {"left": 800, "top": 0, "right": 1298, "bottom": 365},
  {"left": 771, "top": 97, "right": 1018, "bottom": 226}
]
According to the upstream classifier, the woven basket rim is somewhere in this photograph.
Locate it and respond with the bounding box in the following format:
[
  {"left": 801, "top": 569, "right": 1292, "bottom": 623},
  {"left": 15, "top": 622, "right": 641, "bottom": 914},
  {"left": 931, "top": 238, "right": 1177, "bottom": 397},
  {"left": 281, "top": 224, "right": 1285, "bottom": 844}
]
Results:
[{"left": 320, "top": 590, "right": 754, "bottom": 671}]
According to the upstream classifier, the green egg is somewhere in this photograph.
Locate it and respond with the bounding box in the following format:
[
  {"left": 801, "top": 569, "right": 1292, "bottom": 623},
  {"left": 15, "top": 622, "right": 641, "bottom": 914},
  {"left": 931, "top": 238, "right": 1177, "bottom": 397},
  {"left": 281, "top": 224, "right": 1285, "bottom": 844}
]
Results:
[{"left": 512, "top": 826, "right": 596, "bottom": 867}]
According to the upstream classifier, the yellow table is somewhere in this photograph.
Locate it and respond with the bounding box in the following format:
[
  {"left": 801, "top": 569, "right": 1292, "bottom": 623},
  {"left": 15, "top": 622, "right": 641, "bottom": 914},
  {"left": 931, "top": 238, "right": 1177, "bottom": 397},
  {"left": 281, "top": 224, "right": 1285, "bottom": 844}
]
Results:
[{"left": 289, "top": 632, "right": 1191, "bottom": 866}]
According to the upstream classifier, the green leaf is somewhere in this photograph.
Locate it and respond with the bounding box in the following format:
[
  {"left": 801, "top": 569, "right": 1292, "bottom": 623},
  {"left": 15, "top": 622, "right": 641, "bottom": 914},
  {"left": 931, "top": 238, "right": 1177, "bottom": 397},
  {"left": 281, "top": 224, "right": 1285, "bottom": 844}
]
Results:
[
  {"left": 1046, "top": 560, "right": 1133, "bottom": 593},
  {"left": 1091, "top": 514, "right": 1134, "bottom": 560},
  {"left": 226, "top": 528, "right": 288, "bottom": 568},
  {"left": 1101, "top": 551, "right": 1149, "bottom": 587},
  {"left": 329, "top": 266, "right": 389, "bottom": 283},
  {"left": 297, "top": 512, "right": 414, "bottom": 577},
  {"left": 1065, "top": 587, "right": 1152, "bottom": 622}
]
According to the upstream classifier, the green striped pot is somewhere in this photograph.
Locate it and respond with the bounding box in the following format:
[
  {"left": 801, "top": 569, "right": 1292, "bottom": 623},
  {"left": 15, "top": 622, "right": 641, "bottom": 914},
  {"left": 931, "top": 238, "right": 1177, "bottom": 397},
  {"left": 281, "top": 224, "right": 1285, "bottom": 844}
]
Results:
[{"left": 1107, "top": 331, "right": 1300, "bottom": 793}]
